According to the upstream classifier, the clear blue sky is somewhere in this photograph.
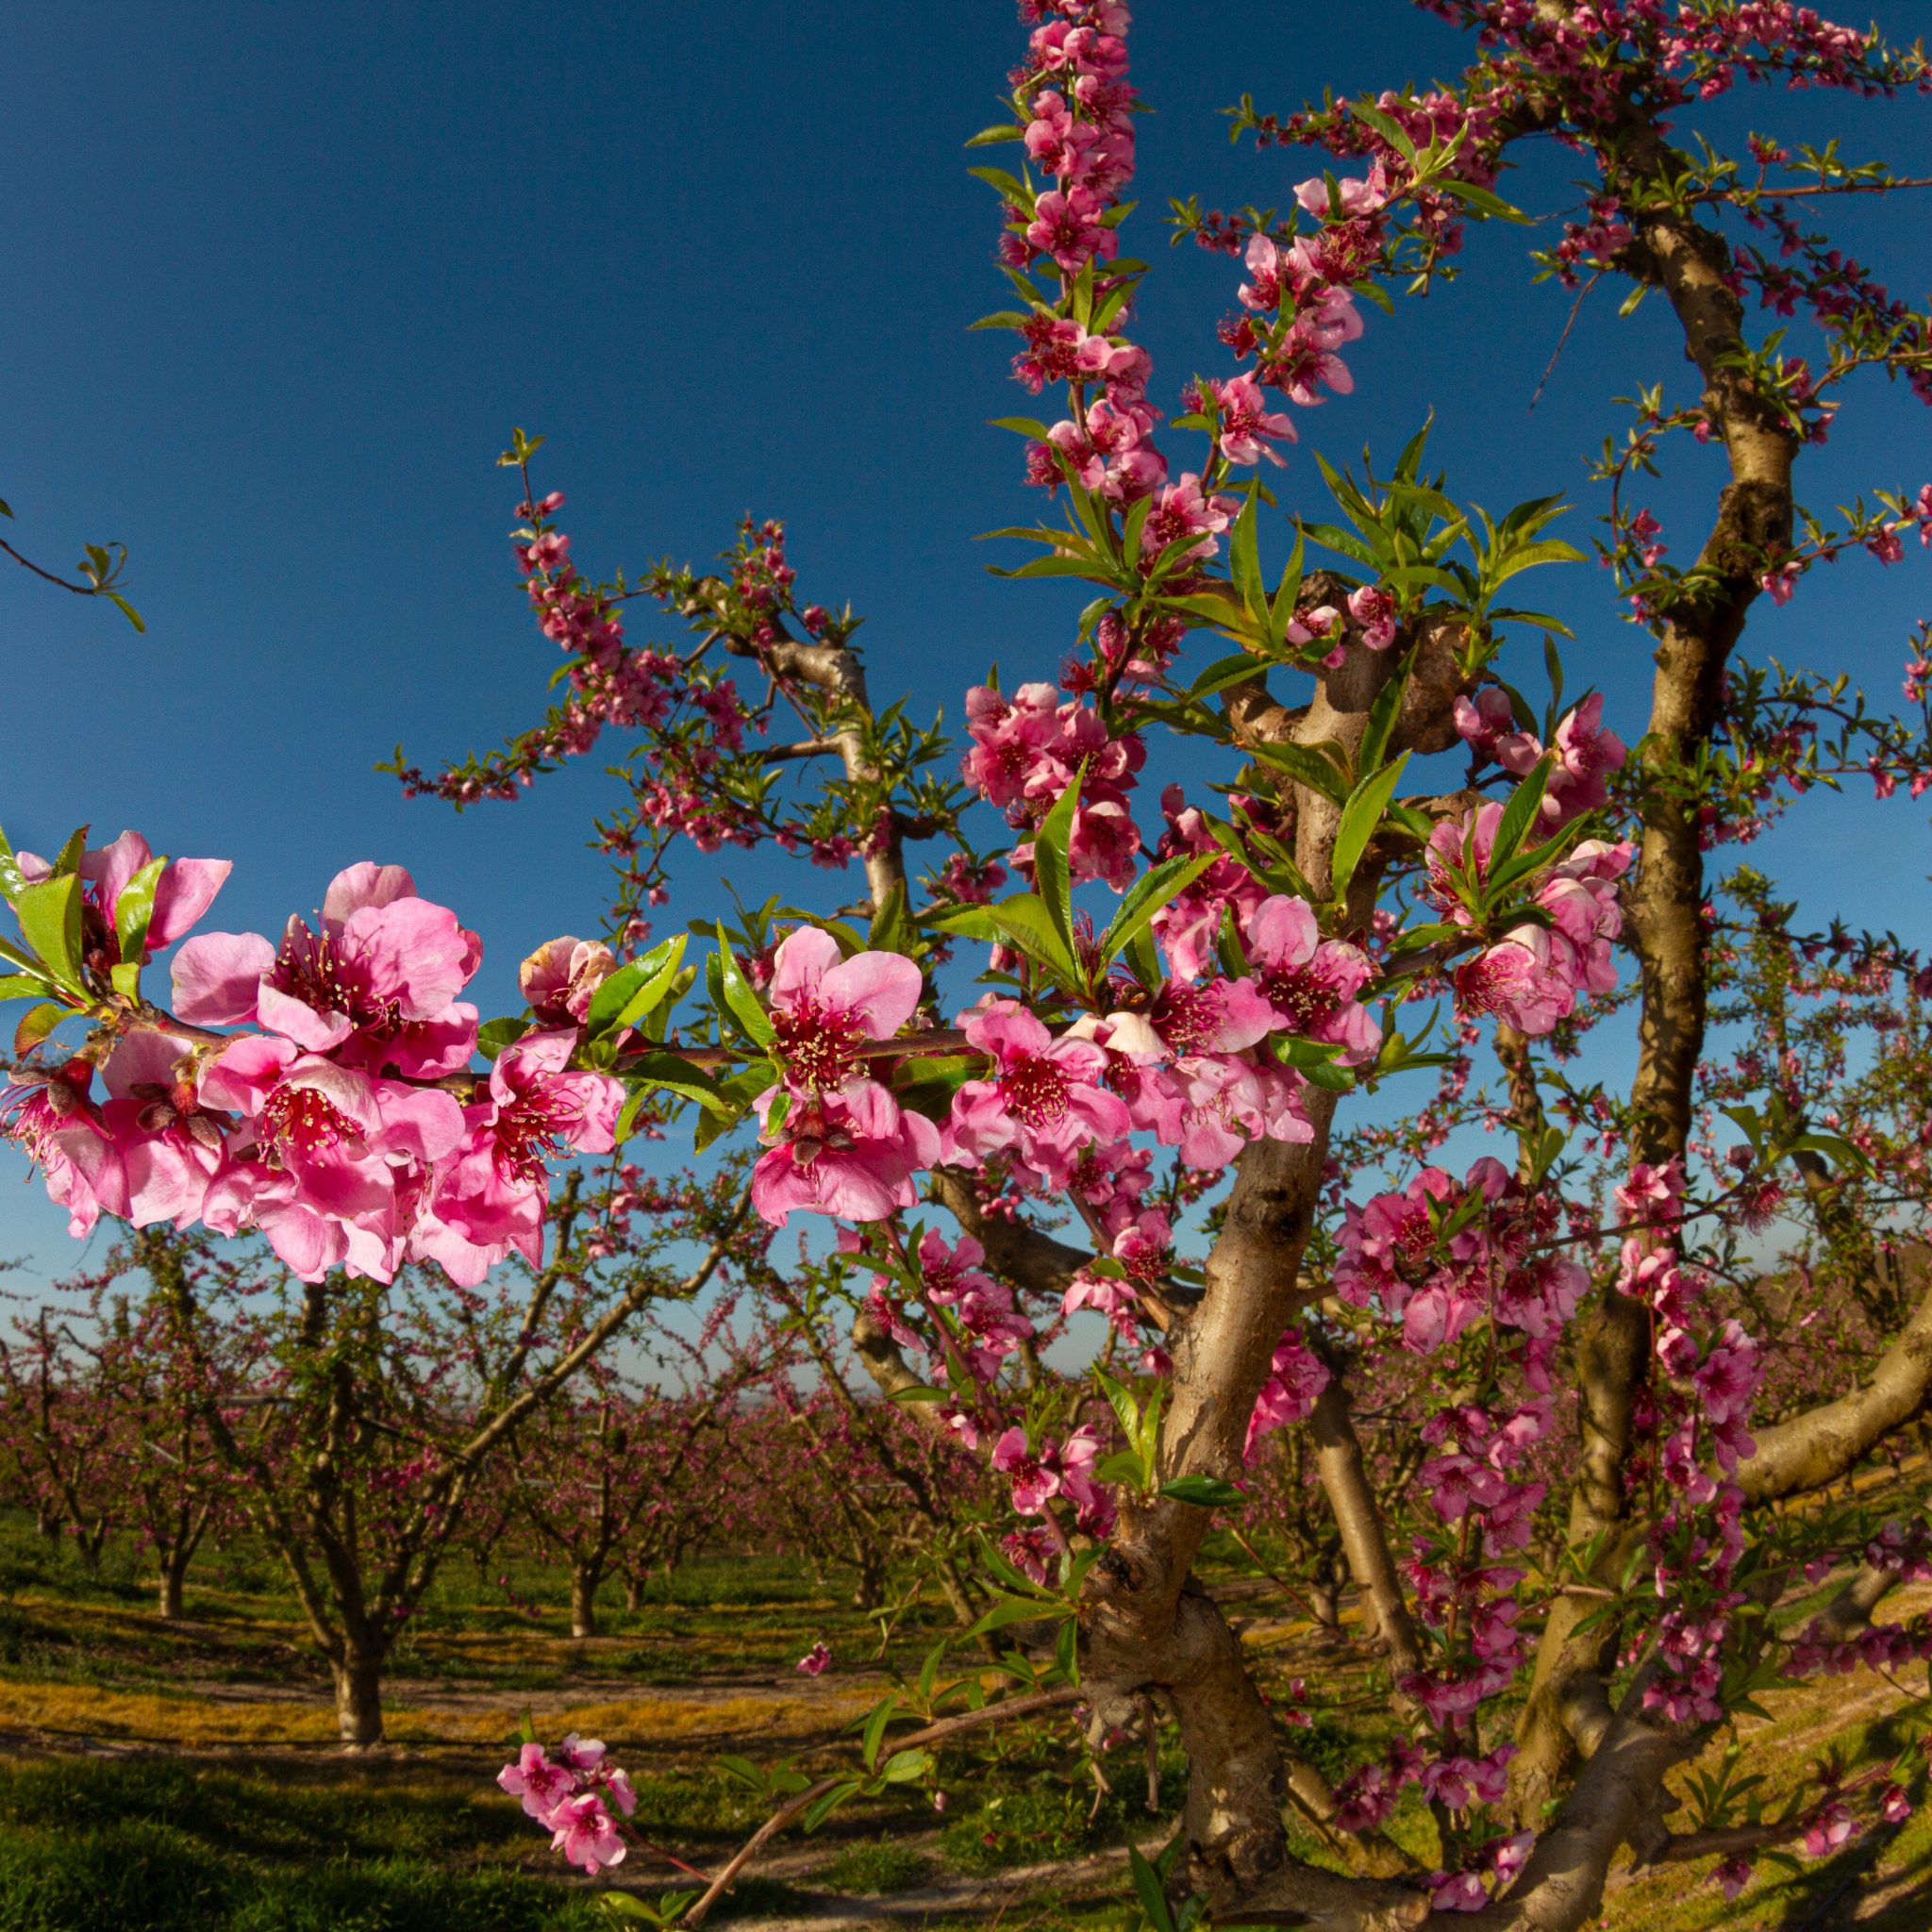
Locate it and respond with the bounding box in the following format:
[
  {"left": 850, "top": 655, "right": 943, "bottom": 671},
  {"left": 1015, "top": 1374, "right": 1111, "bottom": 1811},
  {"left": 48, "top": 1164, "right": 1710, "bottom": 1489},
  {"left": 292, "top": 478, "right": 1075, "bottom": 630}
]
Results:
[{"left": 4, "top": 2, "right": 1929, "bottom": 1286}]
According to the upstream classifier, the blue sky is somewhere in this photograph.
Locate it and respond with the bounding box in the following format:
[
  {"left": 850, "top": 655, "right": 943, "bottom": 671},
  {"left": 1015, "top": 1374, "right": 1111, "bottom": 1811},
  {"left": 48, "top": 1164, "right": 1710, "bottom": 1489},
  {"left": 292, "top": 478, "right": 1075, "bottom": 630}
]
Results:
[{"left": 3, "top": 2, "right": 1929, "bottom": 1288}]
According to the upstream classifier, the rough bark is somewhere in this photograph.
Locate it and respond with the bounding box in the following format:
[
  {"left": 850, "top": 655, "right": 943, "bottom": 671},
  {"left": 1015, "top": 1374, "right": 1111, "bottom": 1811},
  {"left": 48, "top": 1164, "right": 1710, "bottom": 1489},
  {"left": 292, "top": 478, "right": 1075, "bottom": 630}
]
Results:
[
  {"left": 1079, "top": 628, "right": 1452, "bottom": 1918},
  {"left": 332, "top": 1641, "right": 385, "bottom": 1749},
  {"left": 1738, "top": 1270, "right": 1932, "bottom": 1504},
  {"left": 1510, "top": 99, "right": 1798, "bottom": 1824},
  {"left": 570, "top": 1561, "right": 603, "bottom": 1641},
  {"left": 1308, "top": 1374, "right": 1423, "bottom": 1675}
]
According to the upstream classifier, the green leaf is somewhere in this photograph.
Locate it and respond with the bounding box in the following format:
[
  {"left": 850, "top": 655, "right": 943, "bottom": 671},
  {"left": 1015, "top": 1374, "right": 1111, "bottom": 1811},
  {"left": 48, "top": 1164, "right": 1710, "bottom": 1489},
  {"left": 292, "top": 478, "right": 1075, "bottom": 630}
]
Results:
[
  {"left": 1267, "top": 525, "right": 1307, "bottom": 651},
  {"left": 0, "top": 827, "right": 29, "bottom": 907},
  {"left": 802, "top": 1780, "right": 863, "bottom": 1834},
  {"left": 880, "top": 1747, "right": 934, "bottom": 1784},
  {"left": 965, "top": 124, "right": 1024, "bottom": 147},
  {"left": 476, "top": 1016, "right": 532, "bottom": 1061},
  {"left": 106, "top": 592, "right": 146, "bottom": 635},
  {"left": 965, "top": 1594, "right": 1056, "bottom": 1641},
  {"left": 1033, "top": 772, "right": 1081, "bottom": 972},
  {"left": 1128, "top": 1846, "right": 1177, "bottom": 1932},
  {"left": 1329, "top": 753, "right": 1410, "bottom": 900},
  {"left": 891, "top": 1054, "right": 977, "bottom": 1122},
  {"left": 1350, "top": 101, "right": 1417, "bottom": 165},
  {"left": 1489, "top": 755, "right": 1554, "bottom": 879},
  {"left": 714, "top": 924, "right": 774, "bottom": 1045},
  {"left": 14, "top": 874, "right": 85, "bottom": 990},
  {"left": 586, "top": 934, "right": 689, "bottom": 1039},
  {"left": 1437, "top": 176, "right": 1530, "bottom": 224},
  {"left": 1488, "top": 538, "right": 1583, "bottom": 590},
  {"left": 989, "top": 893, "right": 1078, "bottom": 986},
  {"left": 1357, "top": 651, "right": 1412, "bottom": 779},
  {"left": 860, "top": 1693, "right": 900, "bottom": 1771},
  {"left": 1186, "top": 652, "right": 1265, "bottom": 701},
  {"left": 1159, "top": 1474, "right": 1246, "bottom": 1509},
  {"left": 1096, "top": 851, "right": 1216, "bottom": 971},
  {"left": 867, "top": 881, "right": 917, "bottom": 958},
  {"left": 987, "top": 417, "right": 1054, "bottom": 440},
  {"left": 622, "top": 1053, "right": 729, "bottom": 1119},
  {"left": 888, "top": 1384, "right": 950, "bottom": 1404},
  {"left": 1247, "top": 739, "right": 1350, "bottom": 807},
  {"left": 50, "top": 826, "right": 89, "bottom": 878},
  {"left": 922, "top": 901, "right": 1001, "bottom": 945},
  {"left": 0, "top": 973, "right": 50, "bottom": 1002},
  {"left": 112, "top": 855, "right": 168, "bottom": 968},
  {"left": 1229, "top": 490, "right": 1265, "bottom": 619},
  {"left": 14, "top": 1001, "right": 70, "bottom": 1057}
]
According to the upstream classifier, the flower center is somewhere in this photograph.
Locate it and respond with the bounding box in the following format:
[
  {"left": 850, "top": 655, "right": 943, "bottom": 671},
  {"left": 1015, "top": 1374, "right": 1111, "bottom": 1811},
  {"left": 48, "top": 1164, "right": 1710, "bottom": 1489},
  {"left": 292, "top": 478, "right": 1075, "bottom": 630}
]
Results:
[
  {"left": 997, "top": 1052, "right": 1071, "bottom": 1128},
  {"left": 272, "top": 924, "right": 405, "bottom": 1038},
  {"left": 1263, "top": 965, "right": 1341, "bottom": 1030},
  {"left": 492, "top": 1092, "right": 581, "bottom": 1189},
  {"left": 1151, "top": 983, "right": 1222, "bottom": 1054},
  {"left": 259, "top": 1085, "right": 361, "bottom": 1162},
  {"left": 769, "top": 1000, "right": 866, "bottom": 1091}
]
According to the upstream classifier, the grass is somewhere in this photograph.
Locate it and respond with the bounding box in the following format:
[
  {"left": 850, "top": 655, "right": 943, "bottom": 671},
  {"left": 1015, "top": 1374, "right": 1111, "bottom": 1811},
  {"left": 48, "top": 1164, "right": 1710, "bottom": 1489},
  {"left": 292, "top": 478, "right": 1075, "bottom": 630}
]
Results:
[
  {"left": 0, "top": 1758, "right": 607, "bottom": 1932},
  {"left": 5, "top": 1506, "right": 1932, "bottom": 1929}
]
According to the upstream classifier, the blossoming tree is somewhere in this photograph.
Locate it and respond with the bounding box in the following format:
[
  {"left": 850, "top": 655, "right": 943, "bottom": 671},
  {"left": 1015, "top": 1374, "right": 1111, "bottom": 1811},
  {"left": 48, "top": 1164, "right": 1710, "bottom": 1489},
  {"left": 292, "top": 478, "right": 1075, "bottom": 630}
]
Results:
[{"left": 8, "top": 0, "right": 1932, "bottom": 1923}]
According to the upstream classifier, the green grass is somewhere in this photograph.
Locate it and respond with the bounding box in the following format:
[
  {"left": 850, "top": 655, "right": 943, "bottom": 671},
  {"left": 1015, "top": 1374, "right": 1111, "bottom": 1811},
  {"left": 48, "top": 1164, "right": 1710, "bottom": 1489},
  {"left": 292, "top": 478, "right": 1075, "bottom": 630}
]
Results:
[
  {"left": 6, "top": 1503, "right": 1932, "bottom": 1930},
  {"left": 0, "top": 1759, "right": 606, "bottom": 1932},
  {"left": 821, "top": 1836, "right": 931, "bottom": 1893}
]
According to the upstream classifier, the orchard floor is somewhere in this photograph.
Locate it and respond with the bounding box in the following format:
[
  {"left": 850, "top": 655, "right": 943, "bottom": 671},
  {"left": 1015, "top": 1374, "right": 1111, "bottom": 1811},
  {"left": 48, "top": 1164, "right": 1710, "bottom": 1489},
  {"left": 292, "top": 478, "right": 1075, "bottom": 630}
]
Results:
[{"left": 2, "top": 1513, "right": 1930, "bottom": 1932}]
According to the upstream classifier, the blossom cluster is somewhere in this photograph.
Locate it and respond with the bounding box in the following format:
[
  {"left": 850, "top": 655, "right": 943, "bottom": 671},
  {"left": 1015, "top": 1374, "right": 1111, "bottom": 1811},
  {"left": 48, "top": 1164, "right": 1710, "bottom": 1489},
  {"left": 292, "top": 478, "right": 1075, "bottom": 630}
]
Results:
[
  {"left": 960, "top": 681, "right": 1145, "bottom": 888},
  {"left": 1, "top": 837, "right": 623, "bottom": 1287},
  {"left": 1454, "top": 691, "right": 1629, "bottom": 830},
  {"left": 499, "top": 1733, "right": 638, "bottom": 1875},
  {"left": 1426, "top": 802, "right": 1633, "bottom": 1037},
  {"left": 1324, "top": 1156, "right": 1591, "bottom": 1905}
]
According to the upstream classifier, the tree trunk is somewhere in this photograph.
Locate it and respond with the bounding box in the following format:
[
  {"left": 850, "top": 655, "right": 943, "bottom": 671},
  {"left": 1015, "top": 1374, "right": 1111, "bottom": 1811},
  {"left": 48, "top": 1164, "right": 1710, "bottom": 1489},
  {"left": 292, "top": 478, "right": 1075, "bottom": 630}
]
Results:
[
  {"left": 158, "top": 1545, "right": 192, "bottom": 1620},
  {"left": 332, "top": 1646, "right": 385, "bottom": 1748},
  {"left": 623, "top": 1572, "right": 645, "bottom": 1615},
  {"left": 570, "top": 1561, "right": 602, "bottom": 1640}
]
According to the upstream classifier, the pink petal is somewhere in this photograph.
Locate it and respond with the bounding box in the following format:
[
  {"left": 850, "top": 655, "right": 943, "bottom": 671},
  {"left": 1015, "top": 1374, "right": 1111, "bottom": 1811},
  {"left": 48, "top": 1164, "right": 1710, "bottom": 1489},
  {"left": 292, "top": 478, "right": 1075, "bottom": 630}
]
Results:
[
  {"left": 82, "top": 831, "right": 154, "bottom": 930},
  {"left": 147, "top": 858, "right": 232, "bottom": 947},
  {"left": 171, "top": 931, "right": 275, "bottom": 1025},
  {"left": 345, "top": 898, "right": 477, "bottom": 1015},
  {"left": 770, "top": 926, "right": 841, "bottom": 1008},
  {"left": 821, "top": 950, "right": 923, "bottom": 1038},
  {"left": 257, "top": 978, "right": 354, "bottom": 1053},
  {"left": 198, "top": 1034, "right": 298, "bottom": 1113},
  {"left": 323, "top": 862, "right": 417, "bottom": 924}
]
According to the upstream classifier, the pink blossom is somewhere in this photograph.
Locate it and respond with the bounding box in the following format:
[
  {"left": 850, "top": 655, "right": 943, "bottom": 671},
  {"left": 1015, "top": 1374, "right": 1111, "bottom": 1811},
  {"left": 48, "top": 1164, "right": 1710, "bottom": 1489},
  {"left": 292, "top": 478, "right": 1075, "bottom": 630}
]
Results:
[
  {"left": 1800, "top": 1800, "right": 1857, "bottom": 1859},
  {"left": 1714, "top": 1855, "right": 1754, "bottom": 1900},
  {"left": 1243, "top": 895, "right": 1377, "bottom": 1060},
  {"left": 944, "top": 1002, "right": 1131, "bottom": 1188},
  {"left": 421, "top": 1029, "right": 623, "bottom": 1281},
  {"left": 557, "top": 1733, "right": 607, "bottom": 1773},
  {"left": 1243, "top": 1326, "right": 1332, "bottom": 1459},
  {"left": 1025, "top": 185, "right": 1117, "bottom": 271},
  {"left": 0, "top": 1059, "right": 123, "bottom": 1237},
  {"left": 767, "top": 926, "right": 922, "bottom": 1091},
  {"left": 498, "top": 1743, "right": 577, "bottom": 1822},
  {"left": 548, "top": 1790, "right": 626, "bottom": 1874},
  {"left": 174, "top": 862, "right": 482, "bottom": 1079},
  {"left": 95, "top": 1029, "right": 225, "bottom": 1229},
  {"left": 751, "top": 1078, "right": 939, "bottom": 1226},
  {"left": 1345, "top": 583, "right": 1398, "bottom": 650},
  {"left": 1141, "top": 473, "right": 1237, "bottom": 563},
  {"left": 1212, "top": 374, "right": 1297, "bottom": 466},
  {"left": 15, "top": 830, "right": 230, "bottom": 970},
  {"left": 796, "top": 1641, "right": 831, "bottom": 1676},
  {"left": 519, "top": 937, "right": 617, "bottom": 1024},
  {"left": 1294, "top": 174, "right": 1385, "bottom": 219}
]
